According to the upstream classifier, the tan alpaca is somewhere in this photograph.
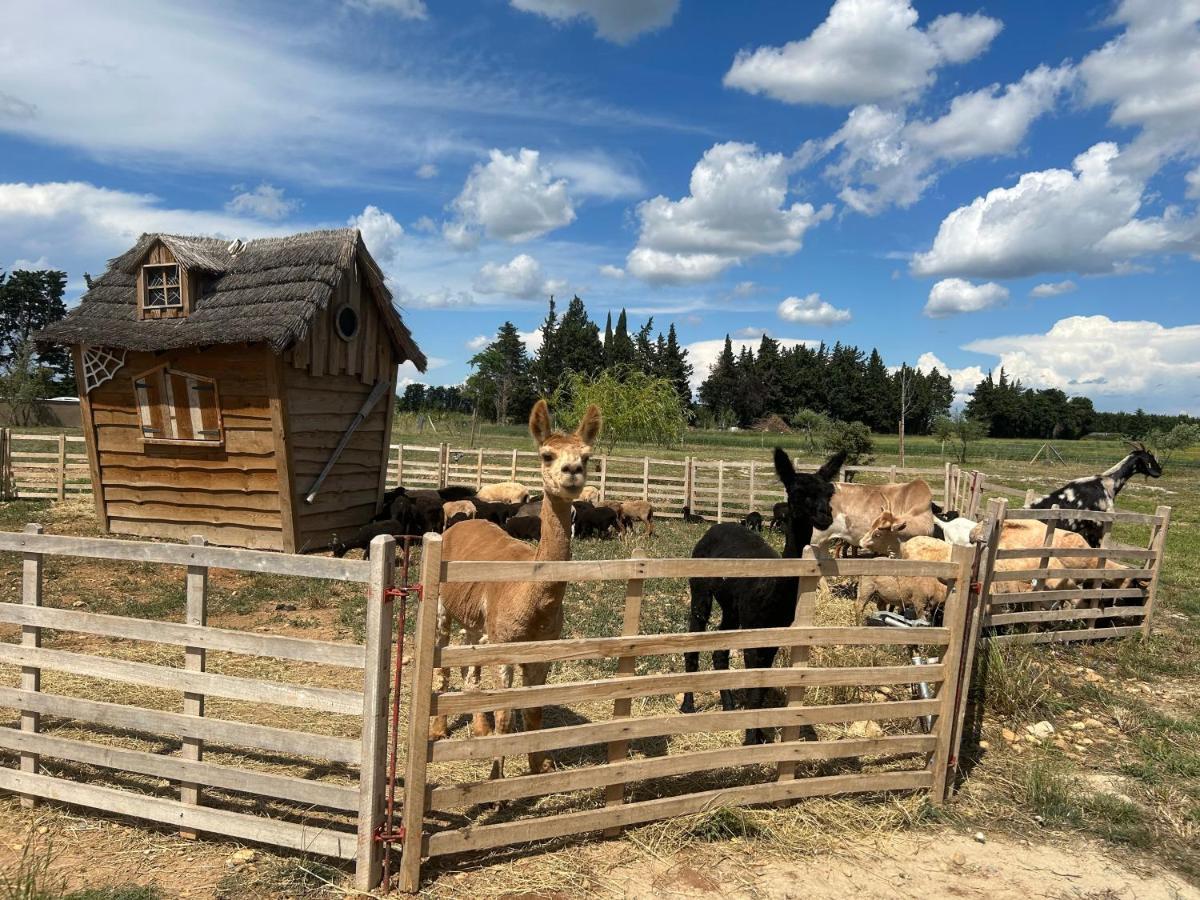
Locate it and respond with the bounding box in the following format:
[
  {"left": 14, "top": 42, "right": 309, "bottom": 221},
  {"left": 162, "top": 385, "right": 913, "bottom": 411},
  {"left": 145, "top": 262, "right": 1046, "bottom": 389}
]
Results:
[{"left": 430, "top": 399, "right": 602, "bottom": 777}]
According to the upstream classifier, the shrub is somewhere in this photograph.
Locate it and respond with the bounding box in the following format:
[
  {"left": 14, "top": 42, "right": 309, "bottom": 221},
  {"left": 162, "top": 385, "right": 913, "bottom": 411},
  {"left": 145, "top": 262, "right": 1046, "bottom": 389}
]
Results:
[{"left": 821, "top": 419, "right": 874, "bottom": 466}]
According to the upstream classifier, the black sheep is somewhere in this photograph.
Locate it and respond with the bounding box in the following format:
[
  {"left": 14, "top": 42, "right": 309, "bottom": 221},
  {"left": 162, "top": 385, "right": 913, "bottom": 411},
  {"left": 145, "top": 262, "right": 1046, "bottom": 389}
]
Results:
[
  {"left": 470, "top": 498, "right": 522, "bottom": 526},
  {"left": 740, "top": 511, "right": 764, "bottom": 532},
  {"left": 330, "top": 519, "right": 410, "bottom": 558},
  {"left": 504, "top": 515, "right": 542, "bottom": 541},
  {"left": 572, "top": 500, "right": 619, "bottom": 539},
  {"left": 681, "top": 448, "right": 845, "bottom": 745},
  {"left": 680, "top": 506, "right": 706, "bottom": 524},
  {"left": 768, "top": 500, "right": 789, "bottom": 533}
]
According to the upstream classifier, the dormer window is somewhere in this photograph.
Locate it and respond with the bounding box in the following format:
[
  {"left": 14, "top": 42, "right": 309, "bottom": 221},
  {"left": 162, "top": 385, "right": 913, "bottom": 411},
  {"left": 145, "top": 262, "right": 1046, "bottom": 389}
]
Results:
[{"left": 143, "top": 264, "right": 182, "bottom": 309}]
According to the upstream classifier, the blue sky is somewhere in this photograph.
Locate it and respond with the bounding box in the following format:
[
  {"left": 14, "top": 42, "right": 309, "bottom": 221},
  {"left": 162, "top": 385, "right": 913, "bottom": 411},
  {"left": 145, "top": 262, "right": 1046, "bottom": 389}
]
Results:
[{"left": 2, "top": 0, "right": 1198, "bottom": 412}]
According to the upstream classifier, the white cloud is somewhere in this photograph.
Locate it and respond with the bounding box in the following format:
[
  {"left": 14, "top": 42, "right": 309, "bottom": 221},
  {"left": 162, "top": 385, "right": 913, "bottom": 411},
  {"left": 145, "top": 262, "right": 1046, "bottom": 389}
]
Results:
[
  {"left": 466, "top": 335, "right": 491, "bottom": 351},
  {"left": 599, "top": 264, "right": 626, "bottom": 279},
  {"left": 924, "top": 278, "right": 1008, "bottom": 318},
  {"left": 344, "top": 0, "right": 428, "bottom": 18},
  {"left": 1080, "top": 0, "right": 1200, "bottom": 173},
  {"left": 1030, "top": 280, "right": 1078, "bottom": 298},
  {"left": 626, "top": 142, "right": 832, "bottom": 284},
  {"left": 412, "top": 215, "right": 437, "bottom": 233},
  {"left": 733, "top": 280, "right": 757, "bottom": 296},
  {"left": 818, "top": 65, "right": 1073, "bottom": 215},
  {"left": 472, "top": 253, "right": 564, "bottom": 299},
  {"left": 416, "top": 163, "right": 439, "bottom": 179},
  {"left": 912, "top": 142, "right": 1200, "bottom": 279},
  {"left": 777, "top": 293, "right": 852, "bottom": 325},
  {"left": 519, "top": 327, "right": 544, "bottom": 352},
  {"left": 915, "top": 351, "right": 985, "bottom": 405},
  {"left": 447, "top": 148, "right": 575, "bottom": 245},
  {"left": 396, "top": 286, "right": 476, "bottom": 309},
  {"left": 724, "top": 0, "right": 1001, "bottom": 106},
  {"left": 685, "top": 333, "right": 819, "bottom": 393},
  {"left": 350, "top": 205, "right": 405, "bottom": 264},
  {"left": 1188, "top": 165, "right": 1200, "bottom": 199},
  {"left": 510, "top": 0, "right": 679, "bottom": 44},
  {"left": 964, "top": 315, "right": 1200, "bottom": 413},
  {"left": 225, "top": 183, "right": 299, "bottom": 221},
  {"left": 547, "top": 152, "right": 645, "bottom": 199}
]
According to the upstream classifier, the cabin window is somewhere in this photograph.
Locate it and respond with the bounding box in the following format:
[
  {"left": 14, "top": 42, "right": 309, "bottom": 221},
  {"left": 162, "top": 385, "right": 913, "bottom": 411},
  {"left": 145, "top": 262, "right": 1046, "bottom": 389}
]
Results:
[
  {"left": 335, "top": 303, "right": 359, "bottom": 341},
  {"left": 142, "top": 264, "right": 183, "bottom": 310},
  {"left": 132, "top": 365, "right": 223, "bottom": 445}
]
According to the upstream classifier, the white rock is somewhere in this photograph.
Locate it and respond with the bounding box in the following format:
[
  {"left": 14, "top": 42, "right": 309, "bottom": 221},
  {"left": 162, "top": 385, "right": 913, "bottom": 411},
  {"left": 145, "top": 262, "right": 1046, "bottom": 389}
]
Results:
[
  {"left": 973, "top": 832, "right": 987, "bottom": 844},
  {"left": 1027, "top": 721, "right": 1055, "bottom": 739}
]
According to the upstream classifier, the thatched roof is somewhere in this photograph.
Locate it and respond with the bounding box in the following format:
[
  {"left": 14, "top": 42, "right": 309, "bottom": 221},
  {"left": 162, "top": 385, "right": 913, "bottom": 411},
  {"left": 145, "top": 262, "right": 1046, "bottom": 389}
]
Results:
[{"left": 37, "top": 229, "right": 426, "bottom": 371}]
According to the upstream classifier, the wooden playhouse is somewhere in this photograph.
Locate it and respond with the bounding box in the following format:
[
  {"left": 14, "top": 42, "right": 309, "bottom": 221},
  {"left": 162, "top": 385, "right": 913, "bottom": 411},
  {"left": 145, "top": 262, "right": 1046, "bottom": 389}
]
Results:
[{"left": 37, "top": 229, "right": 425, "bottom": 552}]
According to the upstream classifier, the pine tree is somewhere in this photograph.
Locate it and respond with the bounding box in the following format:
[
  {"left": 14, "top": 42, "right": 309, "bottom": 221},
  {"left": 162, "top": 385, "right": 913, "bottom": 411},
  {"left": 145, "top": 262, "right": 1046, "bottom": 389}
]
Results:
[
  {"left": 530, "top": 297, "right": 563, "bottom": 396},
  {"left": 466, "top": 321, "right": 534, "bottom": 424},
  {"left": 555, "top": 296, "right": 604, "bottom": 377},
  {"left": 634, "top": 318, "right": 656, "bottom": 370},
  {"left": 602, "top": 311, "right": 613, "bottom": 364},
  {"left": 609, "top": 308, "right": 636, "bottom": 368},
  {"left": 698, "top": 335, "right": 737, "bottom": 427},
  {"left": 0, "top": 269, "right": 73, "bottom": 392},
  {"left": 662, "top": 324, "right": 693, "bottom": 406}
]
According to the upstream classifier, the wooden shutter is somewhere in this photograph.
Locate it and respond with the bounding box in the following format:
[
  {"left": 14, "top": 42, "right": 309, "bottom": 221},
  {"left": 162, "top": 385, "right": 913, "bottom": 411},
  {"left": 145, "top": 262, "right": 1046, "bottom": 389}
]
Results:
[
  {"left": 132, "top": 368, "right": 166, "bottom": 439},
  {"left": 189, "top": 374, "right": 222, "bottom": 443}
]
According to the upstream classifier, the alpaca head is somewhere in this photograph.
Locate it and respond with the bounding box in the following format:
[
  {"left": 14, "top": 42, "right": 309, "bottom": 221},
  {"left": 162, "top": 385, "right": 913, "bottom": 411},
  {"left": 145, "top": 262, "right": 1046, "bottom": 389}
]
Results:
[
  {"left": 773, "top": 447, "right": 844, "bottom": 533},
  {"left": 529, "top": 399, "right": 602, "bottom": 501}
]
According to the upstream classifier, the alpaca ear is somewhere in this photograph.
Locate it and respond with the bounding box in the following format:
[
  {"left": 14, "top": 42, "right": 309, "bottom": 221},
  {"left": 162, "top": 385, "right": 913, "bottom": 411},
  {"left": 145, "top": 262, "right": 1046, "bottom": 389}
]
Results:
[
  {"left": 773, "top": 447, "right": 796, "bottom": 488},
  {"left": 529, "top": 399, "right": 552, "bottom": 445},
  {"left": 575, "top": 404, "right": 602, "bottom": 446},
  {"left": 817, "top": 450, "right": 847, "bottom": 482}
]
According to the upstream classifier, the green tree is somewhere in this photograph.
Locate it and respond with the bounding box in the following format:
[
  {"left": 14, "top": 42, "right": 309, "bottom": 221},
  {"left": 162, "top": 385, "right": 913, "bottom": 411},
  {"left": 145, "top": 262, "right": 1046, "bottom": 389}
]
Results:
[
  {"left": 822, "top": 419, "right": 874, "bottom": 466},
  {"left": 466, "top": 322, "right": 534, "bottom": 424},
  {"left": 555, "top": 296, "right": 604, "bottom": 377},
  {"left": 0, "top": 341, "right": 54, "bottom": 426},
  {"left": 935, "top": 412, "right": 988, "bottom": 463},
  {"left": 698, "top": 335, "right": 738, "bottom": 428},
  {"left": 660, "top": 324, "right": 693, "bottom": 407},
  {"left": 0, "top": 269, "right": 73, "bottom": 393},
  {"left": 791, "top": 408, "right": 831, "bottom": 452},
  {"left": 530, "top": 297, "right": 563, "bottom": 397},
  {"left": 554, "top": 369, "right": 686, "bottom": 452},
  {"left": 1147, "top": 423, "right": 1200, "bottom": 464}
]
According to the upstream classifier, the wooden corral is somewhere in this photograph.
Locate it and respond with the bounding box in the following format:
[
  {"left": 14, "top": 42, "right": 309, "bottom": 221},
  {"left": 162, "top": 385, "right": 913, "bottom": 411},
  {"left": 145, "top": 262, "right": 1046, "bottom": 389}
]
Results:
[{"left": 37, "top": 229, "right": 425, "bottom": 552}]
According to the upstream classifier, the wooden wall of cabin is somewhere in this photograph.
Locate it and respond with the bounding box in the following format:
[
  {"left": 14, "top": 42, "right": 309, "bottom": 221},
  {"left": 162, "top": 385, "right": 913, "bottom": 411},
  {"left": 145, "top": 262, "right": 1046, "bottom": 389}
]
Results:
[
  {"left": 282, "top": 263, "right": 398, "bottom": 552},
  {"left": 82, "top": 344, "right": 286, "bottom": 550}
]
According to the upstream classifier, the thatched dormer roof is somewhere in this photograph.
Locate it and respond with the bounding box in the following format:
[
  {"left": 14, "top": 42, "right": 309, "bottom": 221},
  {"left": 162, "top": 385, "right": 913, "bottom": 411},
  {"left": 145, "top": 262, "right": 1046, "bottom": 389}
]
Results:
[{"left": 37, "top": 228, "right": 426, "bottom": 371}]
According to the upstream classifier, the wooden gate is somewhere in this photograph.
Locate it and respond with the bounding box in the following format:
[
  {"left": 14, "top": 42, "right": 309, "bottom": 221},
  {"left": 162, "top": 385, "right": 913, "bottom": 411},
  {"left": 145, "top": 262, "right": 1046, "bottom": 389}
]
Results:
[
  {"left": 396, "top": 536, "right": 980, "bottom": 891},
  {"left": 975, "top": 499, "right": 1171, "bottom": 643},
  {"left": 0, "top": 529, "right": 399, "bottom": 891}
]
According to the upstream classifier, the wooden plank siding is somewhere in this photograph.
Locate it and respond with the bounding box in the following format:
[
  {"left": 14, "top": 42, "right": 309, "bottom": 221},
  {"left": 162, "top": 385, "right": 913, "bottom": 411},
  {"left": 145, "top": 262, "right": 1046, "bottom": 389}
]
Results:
[
  {"left": 84, "top": 344, "right": 285, "bottom": 550},
  {"left": 281, "top": 264, "right": 396, "bottom": 552}
]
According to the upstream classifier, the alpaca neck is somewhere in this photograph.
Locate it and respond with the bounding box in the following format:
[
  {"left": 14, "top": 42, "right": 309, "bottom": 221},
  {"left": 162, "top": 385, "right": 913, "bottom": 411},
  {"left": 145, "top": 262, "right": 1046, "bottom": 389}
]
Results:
[
  {"left": 782, "top": 518, "right": 814, "bottom": 559},
  {"left": 535, "top": 492, "right": 573, "bottom": 563}
]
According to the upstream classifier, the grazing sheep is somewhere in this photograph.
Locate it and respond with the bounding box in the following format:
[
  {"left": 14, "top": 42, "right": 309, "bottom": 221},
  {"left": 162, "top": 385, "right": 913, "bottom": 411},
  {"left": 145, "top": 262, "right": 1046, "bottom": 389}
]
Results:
[
  {"left": 681, "top": 506, "right": 706, "bottom": 524},
  {"left": 768, "top": 501, "right": 788, "bottom": 532},
  {"left": 857, "top": 535, "right": 953, "bottom": 619},
  {"left": 572, "top": 500, "right": 619, "bottom": 539},
  {"left": 470, "top": 499, "right": 521, "bottom": 527},
  {"left": 503, "top": 515, "right": 542, "bottom": 541},
  {"left": 579, "top": 485, "right": 601, "bottom": 503},
  {"left": 442, "top": 500, "right": 476, "bottom": 529},
  {"left": 619, "top": 500, "right": 655, "bottom": 536},
  {"left": 475, "top": 481, "right": 530, "bottom": 504},
  {"left": 740, "top": 511, "right": 763, "bottom": 532},
  {"left": 682, "top": 448, "right": 844, "bottom": 744},
  {"left": 331, "top": 520, "right": 409, "bottom": 559}
]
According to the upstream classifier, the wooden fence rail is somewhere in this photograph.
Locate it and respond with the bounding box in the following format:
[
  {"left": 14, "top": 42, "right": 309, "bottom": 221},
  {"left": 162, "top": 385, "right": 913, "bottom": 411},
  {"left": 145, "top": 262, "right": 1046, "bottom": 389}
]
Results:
[
  {"left": 397, "top": 533, "right": 980, "bottom": 891},
  {"left": 0, "top": 528, "right": 396, "bottom": 891}
]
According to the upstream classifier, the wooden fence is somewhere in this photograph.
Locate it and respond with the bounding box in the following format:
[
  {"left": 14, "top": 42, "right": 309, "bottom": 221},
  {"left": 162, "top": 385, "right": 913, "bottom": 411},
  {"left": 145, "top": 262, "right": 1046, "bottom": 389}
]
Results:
[
  {"left": 388, "top": 442, "right": 956, "bottom": 522},
  {"left": 396, "top": 534, "right": 981, "bottom": 891},
  {"left": 973, "top": 499, "right": 1171, "bottom": 644},
  {"left": 0, "top": 528, "right": 400, "bottom": 891},
  {"left": 0, "top": 431, "right": 92, "bottom": 501}
]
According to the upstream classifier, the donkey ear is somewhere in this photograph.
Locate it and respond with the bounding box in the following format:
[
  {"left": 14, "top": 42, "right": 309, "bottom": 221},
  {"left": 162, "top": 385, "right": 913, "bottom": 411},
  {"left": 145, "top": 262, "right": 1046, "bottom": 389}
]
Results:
[
  {"left": 529, "top": 399, "right": 552, "bottom": 445},
  {"left": 817, "top": 450, "right": 847, "bottom": 482},
  {"left": 773, "top": 447, "right": 797, "bottom": 488},
  {"left": 575, "top": 404, "right": 602, "bottom": 446}
]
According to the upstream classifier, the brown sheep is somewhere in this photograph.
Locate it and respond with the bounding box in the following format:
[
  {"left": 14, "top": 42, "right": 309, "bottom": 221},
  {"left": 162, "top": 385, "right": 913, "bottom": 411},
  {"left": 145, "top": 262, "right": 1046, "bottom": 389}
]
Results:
[
  {"left": 857, "top": 535, "right": 953, "bottom": 618},
  {"left": 579, "top": 485, "right": 601, "bottom": 503},
  {"left": 475, "top": 481, "right": 530, "bottom": 504},
  {"left": 442, "top": 500, "right": 476, "bottom": 530},
  {"left": 618, "top": 499, "right": 655, "bottom": 536}
]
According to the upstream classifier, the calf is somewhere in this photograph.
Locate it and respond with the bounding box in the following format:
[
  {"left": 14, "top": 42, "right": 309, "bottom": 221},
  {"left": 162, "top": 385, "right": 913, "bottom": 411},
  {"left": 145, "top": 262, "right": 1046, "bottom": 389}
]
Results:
[{"left": 811, "top": 477, "right": 936, "bottom": 553}]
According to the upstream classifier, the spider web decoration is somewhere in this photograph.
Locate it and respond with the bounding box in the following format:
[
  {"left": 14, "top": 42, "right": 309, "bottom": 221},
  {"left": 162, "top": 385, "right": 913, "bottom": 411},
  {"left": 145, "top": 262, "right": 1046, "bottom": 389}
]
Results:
[{"left": 81, "top": 346, "right": 126, "bottom": 393}]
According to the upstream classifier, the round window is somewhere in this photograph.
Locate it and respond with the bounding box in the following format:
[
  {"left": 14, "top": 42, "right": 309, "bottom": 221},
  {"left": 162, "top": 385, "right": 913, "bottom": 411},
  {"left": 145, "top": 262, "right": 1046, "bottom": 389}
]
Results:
[{"left": 335, "top": 304, "right": 359, "bottom": 341}]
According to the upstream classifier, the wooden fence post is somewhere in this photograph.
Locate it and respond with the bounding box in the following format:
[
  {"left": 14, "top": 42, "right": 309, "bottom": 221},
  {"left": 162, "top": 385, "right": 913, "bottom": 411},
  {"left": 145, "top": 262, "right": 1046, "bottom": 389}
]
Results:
[
  {"left": 642, "top": 457, "right": 650, "bottom": 501},
  {"left": 355, "top": 534, "right": 396, "bottom": 892},
  {"left": 976, "top": 498, "right": 1006, "bottom": 631},
  {"left": 930, "top": 542, "right": 976, "bottom": 802},
  {"left": 748, "top": 461, "right": 756, "bottom": 514},
  {"left": 179, "top": 535, "right": 208, "bottom": 838},
  {"left": 942, "top": 461, "right": 952, "bottom": 509},
  {"left": 888, "top": 465, "right": 897, "bottom": 483},
  {"left": 1024, "top": 488, "right": 1037, "bottom": 507},
  {"left": 1142, "top": 505, "right": 1172, "bottom": 636},
  {"left": 716, "top": 461, "right": 724, "bottom": 523},
  {"left": 604, "top": 549, "right": 645, "bottom": 836},
  {"left": 396, "top": 444, "right": 405, "bottom": 486},
  {"left": 778, "top": 546, "right": 819, "bottom": 783},
  {"left": 399, "top": 533, "right": 443, "bottom": 894},
  {"left": 510, "top": 448, "right": 518, "bottom": 480},
  {"left": 19, "top": 524, "right": 43, "bottom": 808},
  {"left": 55, "top": 434, "right": 66, "bottom": 502},
  {"left": 684, "top": 457, "right": 693, "bottom": 511},
  {"left": 599, "top": 456, "right": 608, "bottom": 501},
  {"left": 475, "top": 449, "right": 484, "bottom": 489},
  {"left": 0, "top": 429, "right": 11, "bottom": 500},
  {"left": 438, "top": 442, "right": 449, "bottom": 488}
]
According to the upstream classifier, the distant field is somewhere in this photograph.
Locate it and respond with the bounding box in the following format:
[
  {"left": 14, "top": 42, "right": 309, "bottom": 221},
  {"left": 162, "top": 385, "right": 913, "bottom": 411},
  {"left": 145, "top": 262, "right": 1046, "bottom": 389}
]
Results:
[{"left": 390, "top": 413, "right": 1200, "bottom": 469}]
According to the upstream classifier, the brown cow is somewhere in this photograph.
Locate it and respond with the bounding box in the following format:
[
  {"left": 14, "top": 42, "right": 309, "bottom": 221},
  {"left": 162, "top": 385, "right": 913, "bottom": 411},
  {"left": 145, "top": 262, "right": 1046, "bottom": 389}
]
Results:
[{"left": 811, "top": 479, "right": 936, "bottom": 554}]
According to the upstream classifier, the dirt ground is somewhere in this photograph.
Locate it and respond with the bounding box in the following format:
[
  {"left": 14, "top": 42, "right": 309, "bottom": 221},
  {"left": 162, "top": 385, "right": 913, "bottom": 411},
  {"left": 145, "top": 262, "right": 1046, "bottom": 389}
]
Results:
[{"left": 0, "top": 807, "right": 1194, "bottom": 900}]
